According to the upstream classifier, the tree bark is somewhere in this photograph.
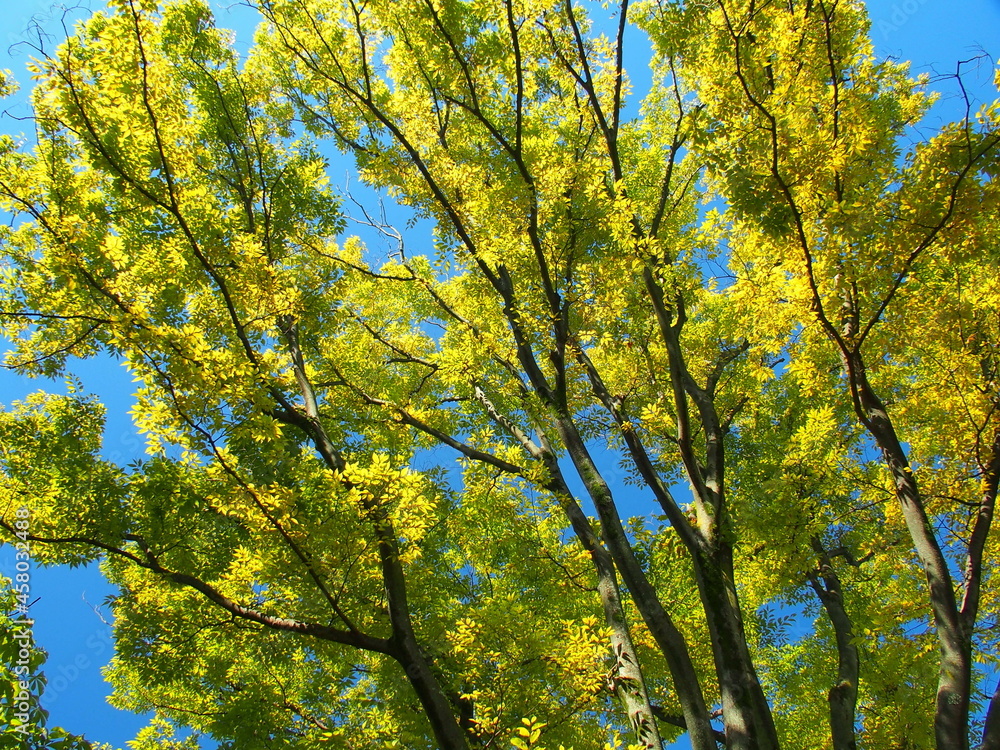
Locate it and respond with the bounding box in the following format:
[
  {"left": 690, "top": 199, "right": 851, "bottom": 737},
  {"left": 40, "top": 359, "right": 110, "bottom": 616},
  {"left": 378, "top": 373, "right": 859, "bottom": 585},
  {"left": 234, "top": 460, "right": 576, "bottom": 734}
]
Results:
[
  {"left": 644, "top": 274, "right": 780, "bottom": 750},
  {"left": 808, "top": 539, "right": 859, "bottom": 750},
  {"left": 843, "top": 353, "right": 970, "bottom": 750},
  {"left": 377, "top": 523, "right": 471, "bottom": 750},
  {"left": 542, "top": 462, "right": 664, "bottom": 749},
  {"left": 551, "top": 417, "right": 720, "bottom": 750},
  {"left": 982, "top": 680, "right": 1000, "bottom": 750},
  {"left": 692, "top": 546, "right": 780, "bottom": 750}
]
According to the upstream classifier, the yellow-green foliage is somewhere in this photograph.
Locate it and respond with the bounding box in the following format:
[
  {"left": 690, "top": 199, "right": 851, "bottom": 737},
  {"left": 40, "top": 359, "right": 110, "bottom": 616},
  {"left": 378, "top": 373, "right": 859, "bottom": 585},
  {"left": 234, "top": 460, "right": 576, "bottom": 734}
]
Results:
[{"left": 1, "top": 1, "right": 998, "bottom": 749}]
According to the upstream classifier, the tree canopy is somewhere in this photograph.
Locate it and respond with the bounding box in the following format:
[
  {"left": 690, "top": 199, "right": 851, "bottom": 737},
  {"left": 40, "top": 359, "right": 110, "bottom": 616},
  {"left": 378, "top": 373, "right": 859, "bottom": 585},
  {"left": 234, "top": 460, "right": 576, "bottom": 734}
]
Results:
[{"left": 1, "top": 1, "right": 998, "bottom": 748}]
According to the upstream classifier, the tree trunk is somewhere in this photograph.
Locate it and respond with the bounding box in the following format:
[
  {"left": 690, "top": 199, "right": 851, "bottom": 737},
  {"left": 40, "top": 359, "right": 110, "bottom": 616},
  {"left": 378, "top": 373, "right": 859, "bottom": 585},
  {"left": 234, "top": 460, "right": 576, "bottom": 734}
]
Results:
[
  {"left": 595, "top": 547, "right": 664, "bottom": 748},
  {"left": 552, "top": 417, "right": 720, "bottom": 750},
  {"left": 378, "top": 525, "right": 471, "bottom": 750},
  {"left": 808, "top": 539, "right": 859, "bottom": 750},
  {"left": 544, "top": 461, "right": 664, "bottom": 749},
  {"left": 693, "top": 546, "right": 780, "bottom": 750},
  {"left": 643, "top": 273, "right": 779, "bottom": 750},
  {"left": 982, "top": 680, "right": 1000, "bottom": 750},
  {"left": 844, "top": 353, "right": 970, "bottom": 750}
]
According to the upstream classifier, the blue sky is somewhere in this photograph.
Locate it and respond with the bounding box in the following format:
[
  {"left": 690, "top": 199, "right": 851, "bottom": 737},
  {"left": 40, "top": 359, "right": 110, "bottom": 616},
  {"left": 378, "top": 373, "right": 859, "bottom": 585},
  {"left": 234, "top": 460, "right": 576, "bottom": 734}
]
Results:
[{"left": 0, "top": 0, "right": 998, "bottom": 747}]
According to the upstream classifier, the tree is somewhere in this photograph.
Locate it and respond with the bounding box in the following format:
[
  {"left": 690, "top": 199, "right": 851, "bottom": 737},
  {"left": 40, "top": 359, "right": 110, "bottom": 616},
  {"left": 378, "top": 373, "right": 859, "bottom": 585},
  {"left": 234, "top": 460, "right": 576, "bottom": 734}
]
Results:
[
  {"left": 0, "top": 0, "right": 997, "bottom": 749},
  {"left": 1, "top": 573, "right": 95, "bottom": 749}
]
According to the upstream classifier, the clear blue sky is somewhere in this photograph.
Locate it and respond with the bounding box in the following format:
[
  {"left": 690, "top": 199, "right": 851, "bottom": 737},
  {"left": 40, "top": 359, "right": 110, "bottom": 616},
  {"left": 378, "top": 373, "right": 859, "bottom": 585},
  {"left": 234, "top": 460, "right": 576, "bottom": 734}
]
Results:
[{"left": 1, "top": 1, "right": 998, "bottom": 747}]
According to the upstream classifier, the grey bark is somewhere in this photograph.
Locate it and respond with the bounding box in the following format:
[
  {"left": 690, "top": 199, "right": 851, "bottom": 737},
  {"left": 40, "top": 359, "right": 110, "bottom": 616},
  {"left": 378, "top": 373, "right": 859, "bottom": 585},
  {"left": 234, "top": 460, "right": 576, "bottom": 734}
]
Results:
[
  {"left": 644, "top": 273, "right": 780, "bottom": 750},
  {"left": 842, "top": 352, "right": 970, "bottom": 750},
  {"left": 982, "top": 680, "right": 1000, "bottom": 750},
  {"left": 551, "top": 416, "right": 722, "bottom": 750},
  {"left": 808, "top": 539, "right": 859, "bottom": 750},
  {"left": 377, "top": 524, "right": 471, "bottom": 750},
  {"left": 542, "top": 461, "right": 665, "bottom": 750}
]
